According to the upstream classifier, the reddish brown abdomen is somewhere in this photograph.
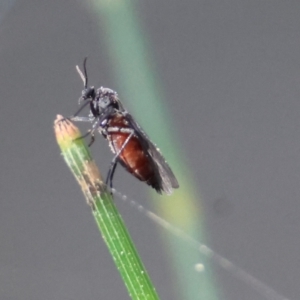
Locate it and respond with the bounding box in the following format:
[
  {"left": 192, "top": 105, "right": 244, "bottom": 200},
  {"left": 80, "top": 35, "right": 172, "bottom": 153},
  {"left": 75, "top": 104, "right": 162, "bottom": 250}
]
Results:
[{"left": 107, "top": 115, "right": 159, "bottom": 189}]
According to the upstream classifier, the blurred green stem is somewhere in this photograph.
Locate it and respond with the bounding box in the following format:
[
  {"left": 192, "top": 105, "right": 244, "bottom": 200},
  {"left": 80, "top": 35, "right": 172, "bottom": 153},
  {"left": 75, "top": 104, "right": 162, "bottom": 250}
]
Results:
[{"left": 88, "top": 1, "right": 219, "bottom": 299}]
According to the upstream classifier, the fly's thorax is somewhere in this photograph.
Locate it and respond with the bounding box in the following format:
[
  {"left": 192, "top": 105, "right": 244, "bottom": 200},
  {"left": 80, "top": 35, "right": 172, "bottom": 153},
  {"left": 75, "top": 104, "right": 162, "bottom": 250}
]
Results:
[{"left": 96, "top": 87, "right": 126, "bottom": 112}]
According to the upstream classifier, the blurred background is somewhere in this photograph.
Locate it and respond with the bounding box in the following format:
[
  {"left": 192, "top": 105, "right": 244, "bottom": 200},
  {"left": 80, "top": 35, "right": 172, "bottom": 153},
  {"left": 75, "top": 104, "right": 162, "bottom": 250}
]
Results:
[{"left": 1, "top": 0, "right": 300, "bottom": 299}]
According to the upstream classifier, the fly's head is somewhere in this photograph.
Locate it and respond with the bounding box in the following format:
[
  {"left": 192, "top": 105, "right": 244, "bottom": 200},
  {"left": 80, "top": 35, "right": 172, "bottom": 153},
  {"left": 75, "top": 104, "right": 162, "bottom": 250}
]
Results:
[
  {"left": 79, "top": 86, "right": 96, "bottom": 103},
  {"left": 75, "top": 58, "right": 125, "bottom": 120},
  {"left": 76, "top": 58, "right": 96, "bottom": 105}
]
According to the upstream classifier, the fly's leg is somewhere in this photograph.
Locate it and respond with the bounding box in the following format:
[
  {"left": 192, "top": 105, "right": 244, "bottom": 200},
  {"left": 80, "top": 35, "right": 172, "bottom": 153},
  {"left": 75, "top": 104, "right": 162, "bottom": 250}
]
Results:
[
  {"left": 72, "top": 128, "right": 95, "bottom": 146},
  {"left": 72, "top": 116, "right": 99, "bottom": 146},
  {"left": 71, "top": 116, "right": 94, "bottom": 122},
  {"left": 106, "top": 130, "right": 134, "bottom": 190},
  {"left": 106, "top": 163, "right": 118, "bottom": 190},
  {"left": 88, "top": 130, "right": 95, "bottom": 147},
  {"left": 87, "top": 118, "right": 103, "bottom": 146},
  {"left": 71, "top": 100, "right": 91, "bottom": 119}
]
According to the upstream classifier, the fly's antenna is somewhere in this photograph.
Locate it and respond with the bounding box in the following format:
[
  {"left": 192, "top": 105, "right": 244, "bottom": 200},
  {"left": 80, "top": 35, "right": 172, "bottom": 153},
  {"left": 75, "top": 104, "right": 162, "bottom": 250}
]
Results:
[{"left": 76, "top": 57, "right": 88, "bottom": 88}]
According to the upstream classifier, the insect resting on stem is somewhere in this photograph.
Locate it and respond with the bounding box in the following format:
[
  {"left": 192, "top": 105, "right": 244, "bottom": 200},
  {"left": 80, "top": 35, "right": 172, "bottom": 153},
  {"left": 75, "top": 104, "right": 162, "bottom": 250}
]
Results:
[{"left": 71, "top": 58, "right": 179, "bottom": 195}]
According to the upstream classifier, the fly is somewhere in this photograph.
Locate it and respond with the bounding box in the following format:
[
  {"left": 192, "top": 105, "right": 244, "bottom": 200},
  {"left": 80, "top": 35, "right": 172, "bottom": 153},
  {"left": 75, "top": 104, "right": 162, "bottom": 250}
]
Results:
[{"left": 71, "top": 58, "right": 179, "bottom": 195}]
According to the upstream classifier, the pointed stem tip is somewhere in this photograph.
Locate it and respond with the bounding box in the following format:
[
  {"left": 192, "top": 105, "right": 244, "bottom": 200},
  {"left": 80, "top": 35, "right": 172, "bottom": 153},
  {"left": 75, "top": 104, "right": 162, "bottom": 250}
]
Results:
[{"left": 54, "top": 115, "right": 81, "bottom": 148}]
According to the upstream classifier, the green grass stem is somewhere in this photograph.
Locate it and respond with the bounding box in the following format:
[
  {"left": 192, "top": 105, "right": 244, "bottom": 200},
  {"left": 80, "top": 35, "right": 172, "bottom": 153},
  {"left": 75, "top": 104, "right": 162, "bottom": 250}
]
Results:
[{"left": 54, "top": 115, "right": 159, "bottom": 300}]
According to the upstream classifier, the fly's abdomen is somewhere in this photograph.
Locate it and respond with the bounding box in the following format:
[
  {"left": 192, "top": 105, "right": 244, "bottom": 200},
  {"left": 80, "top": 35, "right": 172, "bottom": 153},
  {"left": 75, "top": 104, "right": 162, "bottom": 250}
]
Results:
[
  {"left": 110, "top": 131, "right": 158, "bottom": 187},
  {"left": 107, "top": 114, "right": 161, "bottom": 190}
]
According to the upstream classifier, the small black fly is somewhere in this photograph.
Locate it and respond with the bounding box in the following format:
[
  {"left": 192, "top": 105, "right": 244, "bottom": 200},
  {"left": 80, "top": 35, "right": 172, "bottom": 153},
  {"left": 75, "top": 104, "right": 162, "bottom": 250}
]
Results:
[{"left": 71, "top": 58, "right": 179, "bottom": 195}]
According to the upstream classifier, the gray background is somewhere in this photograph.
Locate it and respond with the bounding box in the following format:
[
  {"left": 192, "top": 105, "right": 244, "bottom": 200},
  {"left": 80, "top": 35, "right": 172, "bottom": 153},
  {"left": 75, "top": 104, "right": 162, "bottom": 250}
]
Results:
[{"left": 1, "top": 1, "right": 300, "bottom": 299}]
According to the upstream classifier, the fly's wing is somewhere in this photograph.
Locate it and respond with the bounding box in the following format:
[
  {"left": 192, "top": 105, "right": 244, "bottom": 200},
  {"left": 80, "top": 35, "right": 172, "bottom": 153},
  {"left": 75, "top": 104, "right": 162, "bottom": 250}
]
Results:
[{"left": 125, "top": 113, "right": 179, "bottom": 195}]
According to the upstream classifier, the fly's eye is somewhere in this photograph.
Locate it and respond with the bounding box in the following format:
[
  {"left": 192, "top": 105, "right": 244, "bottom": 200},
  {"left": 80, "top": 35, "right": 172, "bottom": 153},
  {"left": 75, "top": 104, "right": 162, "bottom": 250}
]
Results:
[{"left": 81, "top": 87, "right": 95, "bottom": 100}]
